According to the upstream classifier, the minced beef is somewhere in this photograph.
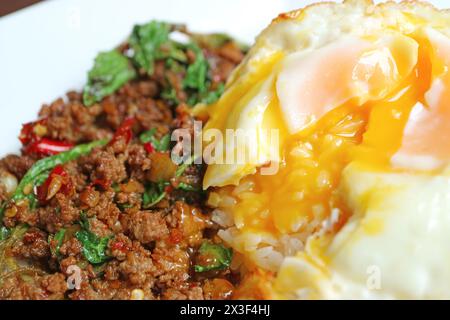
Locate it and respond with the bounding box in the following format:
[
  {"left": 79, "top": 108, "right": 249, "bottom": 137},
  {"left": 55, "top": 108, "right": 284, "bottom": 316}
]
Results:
[{"left": 0, "top": 27, "right": 245, "bottom": 300}]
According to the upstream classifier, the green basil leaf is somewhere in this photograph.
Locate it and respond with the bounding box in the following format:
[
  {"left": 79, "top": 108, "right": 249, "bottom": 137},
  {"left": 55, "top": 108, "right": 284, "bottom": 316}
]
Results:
[
  {"left": 76, "top": 212, "right": 112, "bottom": 264},
  {"left": 140, "top": 129, "right": 171, "bottom": 152},
  {"left": 176, "top": 182, "right": 199, "bottom": 192},
  {"left": 139, "top": 128, "right": 157, "bottom": 144},
  {"left": 142, "top": 181, "right": 169, "bottom": 208},
  {"left": 161, "top": 87, "right": 180, "bottom": 106},
  {"left": 194, "top": 242, "right": 233, "bottom": 273},
  {"left": 75, "top": 230, "right": 111, "bottom": 265},
  {"left": 83, "top": 50, "right": 136, "bottom": 106},
  {"left": 157, "top": 134, "right": 171, "bottom": 152},
  {"left": 0, "top": 226, "right": 10, "bottom": 241},
  {"left": 79, "top": 211, "right": 90, "bottom": 231},
  {"left": 182, "top": 43, "right": 226, "bottom": 106},
  {"left": 201, "top": 83, "right": 225, "bottom": 105},
  {"left": 183, "top": 43, "right": 209, "bottom": 94},
  {"left": 49, "top": 228, "right": 66, "bottom": 258},
  {"left": 175, "top": 154, "right": 197, "bottom": 177},
  {"left": 129, "top": 21, "right": 171, "bottom": 75}
]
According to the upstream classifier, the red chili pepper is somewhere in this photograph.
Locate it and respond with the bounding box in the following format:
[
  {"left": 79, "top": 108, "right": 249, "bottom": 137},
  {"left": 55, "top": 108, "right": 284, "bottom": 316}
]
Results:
[
  {"left": 143, "top": 142, "right": 155, "bottom": 154},
  {"left": 109, "top": 117, "right": 135, "bottom": 146},
  {"left": 19, "top": 118, "right": 47, "bottom": 145},
  {"left": 90, "top": 179, "right": 111, "bottom": 191},
  {"left": 24, "top": 138, "right": 74, "bottom": 156},
  {"left": 169, "top": 229, "right": 183, "bottom": 244},
  {"left": 51, "top": 165, "right": 66, "bottom": 176},
  {"left": 19, "top": 118, "right": 74, "bottom": 157},
  {"left": 19, "top": 123, "right": 35, "bottom": 145},
  {"left": 36, "top": 165, "right": 72, "bottom": 203},
  {"left": 164, "top": 185, "right": 173, "bottom": 194},
  {"left": 111, "top": 241, "right": 128, "bottom": 252}
]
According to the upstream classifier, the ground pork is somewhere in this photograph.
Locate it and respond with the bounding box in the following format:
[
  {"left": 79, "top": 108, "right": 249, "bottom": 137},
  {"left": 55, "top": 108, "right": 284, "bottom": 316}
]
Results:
[
  {"left": 126, "top": 210, "right": 169, "bottom": 244},
  {"left": 11, "top": 228, "right": 50, "bottom": 260},
  {"left": 1, "top": 155, "right": 35, "bottom": 180}
]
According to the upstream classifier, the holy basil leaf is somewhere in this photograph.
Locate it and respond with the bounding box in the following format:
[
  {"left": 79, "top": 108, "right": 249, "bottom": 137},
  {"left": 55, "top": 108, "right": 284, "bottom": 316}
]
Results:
[
  {"left": 176, "top": 182, "right": 199, "bottom": 192},
  {"left": 76, "top": 212, "right": 112, "bottom": 264},
  {"left": 165, "top": 58, "right": 186, "bottom": 73},
  {"left": 157, "top": 134, "right": 171, "bottom": 152},
  {"left": 83, "top": 50, "right": 136, "bottom": 107},
  {"left": 182, "top": 44, "right": 226, "bottom": 106},
  {"left": 161, "top": 87, "right": 180, "bottom": 106},
  {"left": 0, "top": 226, "right": 10, "bottom": 241},
  {"left": 129, "top": 21, "right": 172, "bottom": 75},
  {"left": 175, "top": 154, "right": 197, "bottom": 177},
  {"left": 163, "top": 42, "right": 188, "bottom": 63},
  {"left": 79, "top": 211, "right": 90, "bottom": 231},
  {"left": 49, "top": 228, "right": 66, "bottom": 258},
  {"left": 139, "top": 129, "right": 171, "bottom": 152},
  {"left": 75, "top": 230, "right": 111, "bottom": 264},
  {"left": 183, "top": 43, "right": 209, "bottom": 94},
  {"left": 117, "top": 203, "right": 133, "bottom": 211},
  {"left": 194, "top": 242, "right": 233, "bottom": 273},
  {"left": 139, "top": 128, "right": 157, "bottom": 144},
  {"left": 201, "top": 83, "right": 225, "bottom": 105},
  {"left": 142, "top": 181, "right": 169, "bottom": 208}
]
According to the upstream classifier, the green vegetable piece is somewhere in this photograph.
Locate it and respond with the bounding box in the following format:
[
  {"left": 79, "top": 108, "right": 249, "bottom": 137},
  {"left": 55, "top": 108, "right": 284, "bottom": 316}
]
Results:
[
  {"left": 142, "top": 181, "right": 169, "bottom": 208},
  {"left": 79, "top": 211, "right": 90, "bottom": 230},
  {"left": 0, "top": 225, "right": 28, "bottom": 250},
  {"left": 182, "top": 43, "right": 226, "bottom": 106},
  {"left": 161, "top": 87, "right": 180, "bottom": 105},
  {"left": 165, "top": 57, "right": 186, "bottom": 73},
  {"left": 158, "top": 134, "right": 171, "bottom": 152},
  {"left": 117, "top": 203, "right": 133, "bottom": 211},
  {"left": 139, "top": 128, "right": 157, "bottom": 143},
  {"left": 139, "top": 129, "right": 171, "bottom": 152},
  {"left": 0, "top": 226, "right": 10, "bottom": 241},
  {"left": 202, "top": 83, "right": 225, "bottom": 105},
  {"left": 194, "top": 242, "right": 233, "bottom": 273},
  {"left": 49, "top": 228, "right": 66, "bottom": 258},
  {"left": 76, "top": 213, "right": 112, "bottom": 264},
  {"left": 83, "top": 50, "right": 136, "bottom": 106},
  {"left": 76, "top": 230, "right": 111, "bottom": 265},
  {"left": 130, "top": 21, "right": 171, "bottom": 75},
  {"left": 176, "top": 182, "right": 199, "bottom": 192},
  {"left": 183, "top": 43, "right": 209, "bottom": 94},
  {"left": 175, "top": 154, "right": 198, "bottom": 178},
  {"left": 160, "top": 41, "right": 189, "bottom": 64},
  {"left": 111, "top": 183, "right": 120, "bottom": 193}
]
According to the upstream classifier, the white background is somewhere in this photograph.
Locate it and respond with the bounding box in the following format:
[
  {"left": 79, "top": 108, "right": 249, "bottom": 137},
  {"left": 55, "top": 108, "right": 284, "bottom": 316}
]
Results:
[{"left": 0, "top": 0, "right": 447, "bottom": 155}]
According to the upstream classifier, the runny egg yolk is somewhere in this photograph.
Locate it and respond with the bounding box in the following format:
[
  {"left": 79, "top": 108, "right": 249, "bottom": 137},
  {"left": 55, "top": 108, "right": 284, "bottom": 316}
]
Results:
[{"left": 206, "top": 30, "right": 448, "bottom": 247}]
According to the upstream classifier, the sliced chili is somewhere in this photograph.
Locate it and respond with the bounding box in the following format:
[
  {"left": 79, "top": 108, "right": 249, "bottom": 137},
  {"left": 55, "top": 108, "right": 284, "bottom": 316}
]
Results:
[
  {"left": 109, "top": 117, "right": 135, "bottom": 146},
  {"left": 36, "top": 165, "right": 72, "bottom": 203},
  {"left": 24, "top": 138, "right": 74, "bottom": 157},
  {"left": 143, "top": 142, "right": 155, "bottom": 154},
  {"left": 19, "top": 118, "right": 47, "bottom": 145},
  {"left": 90, "top": 178, "right": 111, "bottom": 191}
]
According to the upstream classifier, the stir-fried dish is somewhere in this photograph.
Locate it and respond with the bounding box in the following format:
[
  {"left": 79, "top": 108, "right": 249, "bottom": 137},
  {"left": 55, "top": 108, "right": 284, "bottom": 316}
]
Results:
[{"left": 0, "top": 21, "right": 246, "bottom": 300}]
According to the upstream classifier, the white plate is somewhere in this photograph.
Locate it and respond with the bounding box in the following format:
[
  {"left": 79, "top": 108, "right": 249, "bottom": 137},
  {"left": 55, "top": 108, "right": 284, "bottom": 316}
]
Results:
[{"left": 0, "top": 0, "right": 447, "bottom": 156}]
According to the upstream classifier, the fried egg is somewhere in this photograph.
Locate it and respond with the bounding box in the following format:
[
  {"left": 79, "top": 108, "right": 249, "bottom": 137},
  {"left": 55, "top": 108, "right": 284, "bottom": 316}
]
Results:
[{"left": 198, "top": 0, "right": 450, "bottom": 299}]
